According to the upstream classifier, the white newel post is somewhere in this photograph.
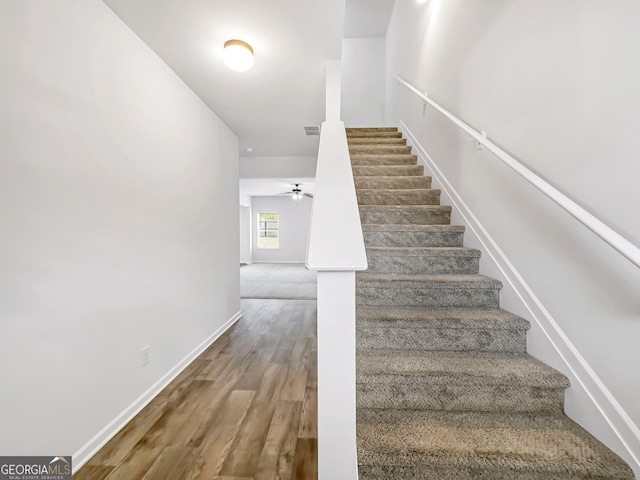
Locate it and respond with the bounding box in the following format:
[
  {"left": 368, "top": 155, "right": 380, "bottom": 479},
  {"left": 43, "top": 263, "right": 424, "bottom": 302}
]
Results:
[{"left": 317, "top": 270, "right": 358, "bottom": 480}]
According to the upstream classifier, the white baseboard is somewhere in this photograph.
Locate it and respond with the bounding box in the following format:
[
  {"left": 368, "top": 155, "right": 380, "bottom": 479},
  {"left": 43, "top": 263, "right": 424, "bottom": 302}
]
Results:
[
  {"left": 72, "top": 310, "right": 242, "bottom": 472},
  {"left": 400, "top": 120, "right": 640, "bottom": 473}
]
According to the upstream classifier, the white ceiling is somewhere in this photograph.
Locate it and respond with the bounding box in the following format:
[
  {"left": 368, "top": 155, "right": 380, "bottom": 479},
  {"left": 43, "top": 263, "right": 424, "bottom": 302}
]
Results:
[
  {"left": 102, "top": 0, "right": 395, "bottom": 197},
  {"left": 103, "top": 0, "right": 345, "bottom": 158}
]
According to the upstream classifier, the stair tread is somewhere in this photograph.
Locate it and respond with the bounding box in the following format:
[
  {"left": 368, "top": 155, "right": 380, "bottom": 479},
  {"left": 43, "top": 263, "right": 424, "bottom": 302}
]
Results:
[
  {"left": 357, "top": 350, "right": 569, "bottom": 388},
  {"left": 350, "top": 154, "right": 415, "bottom": 159},
  {"left": 354, "top": 176, "right": 431, "bottom": 189},
  {"left": 348, "top": 138, "right": 406, "bottom": 144},
  {"left": 357, "top": 187, "right": 438, "bottom": 194},
  {"left": 358, "top": 189, "right": 441, "bottom": 206},
  {"left": 352, "top": 165, "right": 422, "bottom": 170},
  {"left": 356, "top": 306, "right": 528, "bottom": 353},
  {"left": 351, "top": 155, "right": 418, "bottom": 166},
  {"left": 350, "top": 145, "right": 411, "bottom": 151},
  {"left": 352, "top": 165, "right": 424, "bottom": 176},
  {"left": 357, "top": 409, "right": 635, "bottom": 479},
  {"left": 357, "top": 273, "right": 502, "bottom": 289},
  {"left": 351, "top": 155, "right": 417, "bottom": 166},
  {"left": 362, "top": 225, "right": 465, "bottom": 248},
  {"left": 354, "top": 174, "right": 429, "bottom": 178},
  {"left": 347, "top": 131, "right": 402, "bottom": 137},
  {"left": 359, "top": 204, "right": 451, "bottom": 211},
  {"left": 367, "top": 246, "right": 480, "bottom": 256},
  {"left": 357, "top": 306, "right": 529, "bottom": 330},
  {"left": 357, "top": 187, "right": 438, "bottom": 192},
  {"left": 354, "top": 175, "right": 431, "bottom": 181},
  {"left": 346, "top": 127, "right": 398, "bottom": 132},
  {"left": 361, "top": 224, "right": 464, "bottom": 232}
]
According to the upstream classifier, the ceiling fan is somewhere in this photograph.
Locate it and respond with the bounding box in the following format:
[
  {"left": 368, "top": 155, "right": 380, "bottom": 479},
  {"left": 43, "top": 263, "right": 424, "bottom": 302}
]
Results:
[{"left": 278, "top": 183, "right": 313, "bottom": 200}]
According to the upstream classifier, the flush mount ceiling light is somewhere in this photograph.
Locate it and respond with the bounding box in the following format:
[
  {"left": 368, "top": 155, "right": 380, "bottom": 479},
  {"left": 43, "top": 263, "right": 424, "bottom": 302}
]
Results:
[{"left": 223, "top": 39, "right": 254, "bottom": 72}]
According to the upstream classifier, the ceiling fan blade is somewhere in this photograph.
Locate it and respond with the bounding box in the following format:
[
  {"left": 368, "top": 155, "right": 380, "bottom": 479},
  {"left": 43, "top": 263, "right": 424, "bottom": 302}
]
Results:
[
  {"left": 276, "top": 191, "right": 292, "bottom": 195},
  {"left": 303, "top": 193, "right": 314, "bottom": 198}
]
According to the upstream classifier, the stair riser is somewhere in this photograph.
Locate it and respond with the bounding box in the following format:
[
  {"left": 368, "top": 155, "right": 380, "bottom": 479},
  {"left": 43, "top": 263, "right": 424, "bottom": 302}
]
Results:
[
  {"left": 356, "top": 286, "right": 500, "bottom": 308},
  {"left": 357, "top": 383, "right": 565, "bottom": 413},
  {"left": 351, "top": 156, "right": 417, "bottom": 166},
  {"left": 350, "top": 146, "right": 412, "bottom": 155},
  {"left": 366, "top": 253, "right": 479, "bottom": 275},
  {"left": 346, "top": 127, "right": 398, "bottom": 134},
  {"left": 358, "top": 190, "right": 440, "bottom": 205},
  {"left": 356, "top": 326, "right": 527, "bottom": 353},
  {"left": 363, "top": 231, "right": 464, "bottom": 247},
  {"left": 348, "top": 138, "right": 406, "bottom": 145},
  {"left": 347, "top": 132, "right": 402, "bottom": 139},
  {"left": 360, "top": 209, "right": 450, "bottom": 225},
  {"left": 352, "top": 166, "right": 424, "bottom": 176},
  {"left": 354, "top": 176, "right": 432, "bottom": 189}
]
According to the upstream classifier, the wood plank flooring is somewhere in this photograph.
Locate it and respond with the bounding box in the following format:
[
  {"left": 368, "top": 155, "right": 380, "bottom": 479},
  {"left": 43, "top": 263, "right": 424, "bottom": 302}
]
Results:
[{"left": 74, "top": 298, "right": 317, "bottom": 480}]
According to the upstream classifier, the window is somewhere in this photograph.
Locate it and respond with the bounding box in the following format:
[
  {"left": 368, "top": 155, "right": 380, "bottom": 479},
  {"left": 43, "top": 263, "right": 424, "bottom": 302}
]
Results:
[{"left": 257, "top": 212, "right": 279, "bottom": 248}]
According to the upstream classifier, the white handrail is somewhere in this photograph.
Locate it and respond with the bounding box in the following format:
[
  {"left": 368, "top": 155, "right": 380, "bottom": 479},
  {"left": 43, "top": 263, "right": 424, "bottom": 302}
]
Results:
[{"left": 395, "top": 74, "right": 640, "bottom": 269}]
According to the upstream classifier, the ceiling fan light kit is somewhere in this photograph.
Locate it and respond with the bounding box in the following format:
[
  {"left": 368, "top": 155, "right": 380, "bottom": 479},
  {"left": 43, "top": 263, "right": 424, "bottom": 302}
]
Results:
[
  {"left": 278, "top": 183, "right": 313, "bottom": 200},
  {"left": 223, "top": 39, "right": 254, "bottom": 72}
]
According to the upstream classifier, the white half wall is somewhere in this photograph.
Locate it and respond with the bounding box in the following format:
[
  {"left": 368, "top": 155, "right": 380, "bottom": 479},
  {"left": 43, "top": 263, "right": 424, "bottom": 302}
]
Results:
[
  {"left": 341, "top": 37, "right": 386, "bottom": 127},
  {"left": 386, "top": 0, "right": 640, "bottom": 473},
  {"left": 0, "top": 0, "right": 240, "bottom": 459},
  {"left": 251, "top": 196, "right": 313, "bottom": 263}
]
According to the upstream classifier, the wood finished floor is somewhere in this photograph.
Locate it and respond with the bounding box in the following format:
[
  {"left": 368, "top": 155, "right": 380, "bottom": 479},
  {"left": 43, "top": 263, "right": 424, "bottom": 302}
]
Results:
[{"left": 74, "top": 298, "right": 317, "bottom": 480}]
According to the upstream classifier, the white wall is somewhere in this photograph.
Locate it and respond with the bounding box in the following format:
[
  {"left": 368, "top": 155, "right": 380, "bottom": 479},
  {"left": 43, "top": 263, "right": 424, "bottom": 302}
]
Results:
[
  {"left": 327, "top": 60, "right": 342, "bottom": 122},
  {"left": 251, "top": 196, "right": 312, "bottom": 263},
  {"left": 341, "top": 37, "right": 387, "bottom": 126},
  {"left": 240, "top": 156, "right": 317, "bottom": 179},
  {"left": 386, "top": 0, "right": 640, "bottom": 472},
  {"left": 240, "top": 194, "right": 252, "bottom": 265},
  {"left": 240, "top": 191, "right": 252, "bottom": 207},
  {"left": 240, "top": 206, "right": 252, "bottom": 264},
  {"left": 0, "top": 0, "right": 240, "bottom": 460}
]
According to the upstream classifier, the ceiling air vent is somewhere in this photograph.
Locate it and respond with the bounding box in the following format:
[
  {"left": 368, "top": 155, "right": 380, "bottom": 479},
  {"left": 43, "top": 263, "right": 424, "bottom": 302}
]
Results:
[{"left": 302, "top": 125, "right": 321, "bottom": 136}]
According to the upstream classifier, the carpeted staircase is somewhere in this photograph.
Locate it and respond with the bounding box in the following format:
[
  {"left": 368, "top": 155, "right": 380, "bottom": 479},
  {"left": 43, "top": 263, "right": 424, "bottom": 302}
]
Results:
[{"left": 348, "top": 127, "right": 635, "bottom": 480}]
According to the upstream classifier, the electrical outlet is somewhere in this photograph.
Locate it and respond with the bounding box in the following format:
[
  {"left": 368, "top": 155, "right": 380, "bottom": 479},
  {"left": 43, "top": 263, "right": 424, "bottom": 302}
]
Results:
[{"left": 142, "top": 345, "right": 150, "bottom": 366}]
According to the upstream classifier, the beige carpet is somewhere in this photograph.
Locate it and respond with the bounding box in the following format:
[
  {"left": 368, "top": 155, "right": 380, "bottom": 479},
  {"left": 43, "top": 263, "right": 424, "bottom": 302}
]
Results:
[
  {"left": 348, "top": 127, "right": 635, "bottom": 479},
  {"left": 240, "top": 263, "right": 317, "bottom": 300}
]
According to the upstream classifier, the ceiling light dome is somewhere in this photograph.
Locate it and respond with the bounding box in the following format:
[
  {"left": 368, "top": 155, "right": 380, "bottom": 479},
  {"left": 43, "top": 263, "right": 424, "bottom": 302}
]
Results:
[{"left": 223, "top": 39, "right": 254, "bottom": 72}]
